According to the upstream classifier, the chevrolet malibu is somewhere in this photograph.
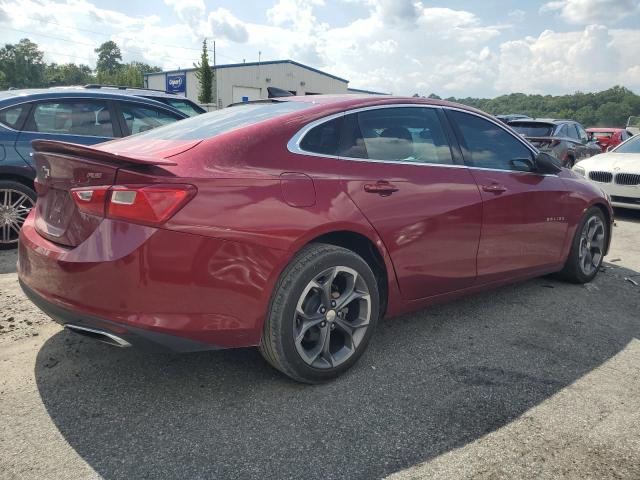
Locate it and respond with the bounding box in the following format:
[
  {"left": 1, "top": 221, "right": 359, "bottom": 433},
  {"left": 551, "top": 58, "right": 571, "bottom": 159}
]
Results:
[{"left": 18, "top": 96, "right": 613, "bottom": 383}]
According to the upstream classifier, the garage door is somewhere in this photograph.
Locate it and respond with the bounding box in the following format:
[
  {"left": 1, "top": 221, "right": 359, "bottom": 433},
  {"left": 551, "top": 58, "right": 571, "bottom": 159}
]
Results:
[{"left": 232, "top": 86, "right": 262, "bottom": 103}]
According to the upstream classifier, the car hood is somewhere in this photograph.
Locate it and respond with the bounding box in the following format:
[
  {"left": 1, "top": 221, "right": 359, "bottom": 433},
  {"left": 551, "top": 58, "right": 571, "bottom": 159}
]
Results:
[{"left": 578, "top": 153, "right": 640, "bottom": 172}]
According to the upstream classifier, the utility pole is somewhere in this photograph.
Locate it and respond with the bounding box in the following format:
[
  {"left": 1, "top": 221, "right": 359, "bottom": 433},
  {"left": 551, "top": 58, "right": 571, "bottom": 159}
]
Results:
[{"left": 213, "top": 40, "right": 218, "bottom": 109}]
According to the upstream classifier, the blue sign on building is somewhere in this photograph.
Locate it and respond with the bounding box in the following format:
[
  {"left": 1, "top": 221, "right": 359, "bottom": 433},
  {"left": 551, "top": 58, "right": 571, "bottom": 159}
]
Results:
[{"left": 166, "top": 74, "right": 186, "bottom": 93}]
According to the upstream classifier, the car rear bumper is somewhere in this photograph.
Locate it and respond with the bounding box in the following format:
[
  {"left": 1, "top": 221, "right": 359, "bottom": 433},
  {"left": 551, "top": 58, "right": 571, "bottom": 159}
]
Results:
[{"left": 18, "top": 213, "right": 288, "bottom": 350}]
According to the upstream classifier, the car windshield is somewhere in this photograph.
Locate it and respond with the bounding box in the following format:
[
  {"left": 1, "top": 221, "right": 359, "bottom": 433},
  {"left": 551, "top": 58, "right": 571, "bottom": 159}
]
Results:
[
  {"left": 509, "top": 122, "right": 554, "bottom": 137},
  {"left": 614, "top": 135, "right": 640, "bottom": 154},
  {"left": 127, "top": 101, "right": 310, "bottom": 140},
  {"left": 163, "top": 99, "right": 205, "bottom": 117}
]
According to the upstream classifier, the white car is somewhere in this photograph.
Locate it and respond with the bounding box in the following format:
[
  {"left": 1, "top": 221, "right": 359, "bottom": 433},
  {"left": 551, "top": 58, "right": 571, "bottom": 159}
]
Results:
[{"left": 573, "top": 133, "right": 640, "bottom": 210}]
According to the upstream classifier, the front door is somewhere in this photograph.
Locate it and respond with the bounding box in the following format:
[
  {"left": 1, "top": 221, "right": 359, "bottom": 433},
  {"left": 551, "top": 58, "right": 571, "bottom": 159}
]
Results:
[
  {"left": 445, "top": 109, "right": 569, "bottom": 283},
  {"left": 334, "top": 106, "right": 483, "bottom": 300}
]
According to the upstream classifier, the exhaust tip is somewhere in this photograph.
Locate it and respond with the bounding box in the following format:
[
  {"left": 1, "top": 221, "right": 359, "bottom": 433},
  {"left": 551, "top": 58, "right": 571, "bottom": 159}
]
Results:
[{"left": 65, "top": 324, "right": 131, "bottom": 347}]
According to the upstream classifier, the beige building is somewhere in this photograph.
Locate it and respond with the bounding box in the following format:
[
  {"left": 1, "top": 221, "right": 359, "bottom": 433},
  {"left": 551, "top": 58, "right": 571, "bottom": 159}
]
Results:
[{"left": 144, "top": 59, "right": 373, "bottom": 108}]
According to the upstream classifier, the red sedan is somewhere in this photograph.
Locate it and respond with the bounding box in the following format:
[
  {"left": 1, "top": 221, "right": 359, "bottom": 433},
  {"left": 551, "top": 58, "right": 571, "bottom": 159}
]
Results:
[
  {"left": 587, "top": 128, "right": 634, "bottom": 153},
  {"left": 18, "top": 96, "right": 612, "bottom": 383}
]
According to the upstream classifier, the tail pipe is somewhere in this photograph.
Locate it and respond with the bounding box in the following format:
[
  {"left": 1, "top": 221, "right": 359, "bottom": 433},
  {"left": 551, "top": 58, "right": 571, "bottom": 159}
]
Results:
[{"left": 65, "top": 324, "right": 131, "bottom": 348}]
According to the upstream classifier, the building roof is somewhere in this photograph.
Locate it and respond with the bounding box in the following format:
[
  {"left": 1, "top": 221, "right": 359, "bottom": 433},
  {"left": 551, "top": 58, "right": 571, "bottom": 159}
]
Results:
[
  {"left": 347, "top": 87, "right": 389, "bottom": 95},
  {"left": 144, "top": 59, "right": 349, "bottom": 84}
]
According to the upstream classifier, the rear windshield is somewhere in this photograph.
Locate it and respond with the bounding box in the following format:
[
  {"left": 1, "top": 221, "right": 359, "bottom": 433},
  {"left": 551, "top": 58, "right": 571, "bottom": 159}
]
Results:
[
  {"left": 614, "top": 135, "right": 640, "bottom": 154},
  {"left": 590, "top": 131, "right": 613, "bottom": 138},
  {"left": 509, "top": 122, "right": 554, "bottom": 137},
  {"left": 128, "top": 101, "right": 310, "bottom": 140}
]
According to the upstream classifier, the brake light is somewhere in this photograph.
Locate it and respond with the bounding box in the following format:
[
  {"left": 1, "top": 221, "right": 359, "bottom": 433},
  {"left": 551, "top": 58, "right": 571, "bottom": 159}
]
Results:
[
  {"left": 70, "top": 184, "right": 196, "bottom": 226},
  {"left": 108, "top": 185, "right": 196, "bottom": 225},
  {"left": 70, "top": 186, "right": 110, "bottom": 216}
]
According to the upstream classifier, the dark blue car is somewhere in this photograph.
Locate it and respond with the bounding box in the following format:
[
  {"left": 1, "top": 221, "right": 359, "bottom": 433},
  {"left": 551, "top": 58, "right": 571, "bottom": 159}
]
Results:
[{"left": 0, "top": 87, "right": 190, "bottom": 248}]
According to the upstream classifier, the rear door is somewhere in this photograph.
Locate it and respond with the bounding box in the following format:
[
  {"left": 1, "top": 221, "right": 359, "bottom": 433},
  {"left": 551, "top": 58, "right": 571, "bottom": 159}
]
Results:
[
  {"left": 331, "top": 106, "right": 482, "bottom": 300},
  {"left": 445, "top": 109, "right": 570, "bottom": 282},
  {"left": 14, "top": 99, "right": 118, "bottom": 163}
]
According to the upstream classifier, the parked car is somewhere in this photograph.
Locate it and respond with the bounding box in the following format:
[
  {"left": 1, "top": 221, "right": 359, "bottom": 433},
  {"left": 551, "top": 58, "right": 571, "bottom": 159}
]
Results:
[
  {"left": 586, "top": 128, "right": 634, "bottom": 153},
  {"left": 83, "top": 84, "right": 206, "bottom": 117},
  {"left": 508, "top": 119, "right": 601, "bottom": 168},
  {"left": 627, "top": 116, "right": 640, "bottom": 136},
  {"left": 0, "top": 87, "right": 189, "bottom": 248},
  {"left": 573, "top": 133, "right": 640, "bottom": 210},
  {"left": 495, "top": 114, "right": 531, "bottom": 123},
  {"left": 18, "top": 96, "right": 612, "bottom": 383}
]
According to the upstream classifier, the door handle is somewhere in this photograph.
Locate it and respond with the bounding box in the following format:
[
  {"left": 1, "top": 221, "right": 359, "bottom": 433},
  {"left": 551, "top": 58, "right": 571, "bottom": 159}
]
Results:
[
  {"left": 364, "top": 182, "right": 399, "bottom": 196},
  {"left": 482, "top": 184, "right": 507, "bottom": 193}
]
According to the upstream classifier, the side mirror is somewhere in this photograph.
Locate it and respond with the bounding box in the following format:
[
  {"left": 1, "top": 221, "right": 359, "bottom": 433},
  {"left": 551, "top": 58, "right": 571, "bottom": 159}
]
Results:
[{"left": 534, "top": 152, "right": 562, "bottom": 174}]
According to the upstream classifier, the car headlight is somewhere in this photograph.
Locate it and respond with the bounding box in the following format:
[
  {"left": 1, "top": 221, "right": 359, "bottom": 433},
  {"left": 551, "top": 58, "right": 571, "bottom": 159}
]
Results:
[{"left": 573, "top": 165, "right": 586, "bottom": 176}]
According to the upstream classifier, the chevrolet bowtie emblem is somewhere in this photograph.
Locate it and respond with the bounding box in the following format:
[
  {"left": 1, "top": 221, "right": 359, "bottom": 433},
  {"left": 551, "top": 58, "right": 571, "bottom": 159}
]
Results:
[{"left": 41, "top": 166, "right": 50, "bottom": 179}]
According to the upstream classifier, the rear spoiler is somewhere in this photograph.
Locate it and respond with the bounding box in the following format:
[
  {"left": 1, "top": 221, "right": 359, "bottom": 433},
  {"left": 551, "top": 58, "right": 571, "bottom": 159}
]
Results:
[
  {"left": 523, "top": 136, "right": 556, "bottom": 143},
  {"left": 31, "top": 140, "right": 178, "bottom": 167}
]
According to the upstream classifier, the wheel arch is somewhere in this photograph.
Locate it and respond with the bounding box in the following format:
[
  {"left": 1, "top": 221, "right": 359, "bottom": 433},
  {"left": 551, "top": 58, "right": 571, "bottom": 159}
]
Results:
[
  {"left": 590, "top": 201, "right": 613, "bottom": 255},
  {"left": 0, "top": 170, "right": 36, "bottom": 192}
]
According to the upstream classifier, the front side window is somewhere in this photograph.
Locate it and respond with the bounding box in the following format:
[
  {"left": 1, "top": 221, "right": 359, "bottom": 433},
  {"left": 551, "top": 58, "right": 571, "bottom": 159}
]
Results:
[
  {"left": 567, "top": 124, "right": 581, "bottom": 140},
  {"left": 120, "top": 104, "right": 181, "bottom": 135},
  {"left": 576, "top": 125, "right": 589, "bottom": 143},
  {"left": 26, "top": 101, "right": 114, "bottom": 137},
  {"left": 338, "top": 107, "right": 453, "bottom": 164},
  {"left": 0, "top": 105, "right": 26, "bottom": 129},
  {"left": 449, "top": 110, "right": 534, "bottom": 172}
]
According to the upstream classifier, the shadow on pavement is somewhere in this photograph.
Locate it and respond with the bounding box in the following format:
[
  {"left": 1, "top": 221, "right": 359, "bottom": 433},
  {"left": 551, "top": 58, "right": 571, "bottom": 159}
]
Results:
[
  {"left": 614, "top": 207, "right": 640, "bottom": 223},
  {"left": 34, "top": 265, "right": 640, "bottom": 479},
  {"left": 0, "top": 250, "right": 18, "bottom": 274}
]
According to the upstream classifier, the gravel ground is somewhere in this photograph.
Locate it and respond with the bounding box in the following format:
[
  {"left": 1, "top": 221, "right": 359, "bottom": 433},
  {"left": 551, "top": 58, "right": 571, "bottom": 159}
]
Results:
[{"left": 0, "top": 209, "right": 639, "bottom": 480}]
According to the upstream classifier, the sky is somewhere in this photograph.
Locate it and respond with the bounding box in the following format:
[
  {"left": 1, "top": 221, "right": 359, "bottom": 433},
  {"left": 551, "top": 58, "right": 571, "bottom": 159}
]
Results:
[{"left": 1, "top": 0, "right": 639, "bottom": 98}]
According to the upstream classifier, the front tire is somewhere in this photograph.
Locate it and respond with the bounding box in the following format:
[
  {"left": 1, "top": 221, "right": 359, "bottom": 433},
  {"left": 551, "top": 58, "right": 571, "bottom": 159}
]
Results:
[
  {"left": 558, "top": 207, "right": 607, "bottom": 283},
  {"left": 0, "top": 181, "right": 36, "bottom": 250},
  {"left": 260, "top": 243, "right": 380, "bottom": 383}
]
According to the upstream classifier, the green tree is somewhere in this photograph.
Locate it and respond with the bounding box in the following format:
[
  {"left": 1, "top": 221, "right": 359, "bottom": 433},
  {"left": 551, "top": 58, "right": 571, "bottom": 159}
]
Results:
[
  {"left": 45, "top": 63, "right": 95, "bottom": 86},
  {"left": 194, "top": 39, "right": 213, "bottom": 104},
  {"left": 95, "top": 41, "right": 122, "bottom": 76},
  {"left": 0, "top": 38, "right": 45, "bottom": 88}
]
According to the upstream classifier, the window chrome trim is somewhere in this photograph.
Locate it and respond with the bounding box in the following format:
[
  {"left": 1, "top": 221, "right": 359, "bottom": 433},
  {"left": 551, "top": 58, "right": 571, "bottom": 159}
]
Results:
[{"left": 286, "top": 103, "right": 549, "bottom": 175}]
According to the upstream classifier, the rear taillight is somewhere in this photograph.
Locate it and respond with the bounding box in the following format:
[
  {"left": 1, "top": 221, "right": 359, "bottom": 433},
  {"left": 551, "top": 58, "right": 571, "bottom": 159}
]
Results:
[{"left": 70, "top": 184, "right": 196, "bottom": 226}]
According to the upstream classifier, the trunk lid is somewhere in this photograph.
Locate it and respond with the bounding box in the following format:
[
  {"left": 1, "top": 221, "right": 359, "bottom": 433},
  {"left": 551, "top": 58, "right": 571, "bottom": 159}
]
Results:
[{"left": 32, "top": 140, "right": 179, "bottom": 247}]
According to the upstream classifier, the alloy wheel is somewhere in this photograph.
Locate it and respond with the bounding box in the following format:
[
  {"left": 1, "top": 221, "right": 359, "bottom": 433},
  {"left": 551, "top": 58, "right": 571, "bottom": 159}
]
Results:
[
  {"left": 0, "top": 188, "right": 34, "bottom": 245},
  {"left": 578, "top": 215, "right": 605, "bottom": 276},
  {"left": 293, "top": 266, "right": 371, "bottom": 369}
]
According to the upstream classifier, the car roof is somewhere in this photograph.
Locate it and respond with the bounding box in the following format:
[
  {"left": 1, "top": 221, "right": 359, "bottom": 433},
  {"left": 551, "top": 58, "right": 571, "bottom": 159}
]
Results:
[
  {"left": 586, "top": 127, "right": 624, "bottom": 132},
  {"left": 280, "top": 94, "right": 490, "bottom": 117},
  {"left": 0, "top": 87, "right": 188, "bottom": 116}
]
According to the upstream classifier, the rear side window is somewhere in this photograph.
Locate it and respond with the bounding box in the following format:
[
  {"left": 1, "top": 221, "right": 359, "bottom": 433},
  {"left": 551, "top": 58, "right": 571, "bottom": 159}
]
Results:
[
  {"left": 567, "top": 124, "right": 581, "bottom": 140},
  {"left": 449, "top": 110, "right": 534, "bottom": 172},
  {"left": 555, "top": 124, "right": 568, "bottom": 137},
  {"left": 25, "top": 101, "right": 114, "bottom": 137},
  {"left": 339, "top": 107, "right": 453, "bottom": 164},
  {"left": 128, "top": 101, "right": 310, "bottom": 140},
  {"left": 119, "top": 103, "right": 181, "bottom": 135},
  {"left": 300, "top": 116, "right": 343, "bottom": 155},
  {"left": 0, "top": 105, "right": 26, "bottom": 129}
]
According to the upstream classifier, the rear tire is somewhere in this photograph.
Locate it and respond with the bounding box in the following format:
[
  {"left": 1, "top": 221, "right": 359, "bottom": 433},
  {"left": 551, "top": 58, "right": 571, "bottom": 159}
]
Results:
[
  {"left": 0, "top": 181, "right": 36, "bottom": 250},
  {"left": 558, "top": 207, "right": 607, "bottom": 284},
  {"left": 259, "top": 243, "right": 380, "bottom": 383}
]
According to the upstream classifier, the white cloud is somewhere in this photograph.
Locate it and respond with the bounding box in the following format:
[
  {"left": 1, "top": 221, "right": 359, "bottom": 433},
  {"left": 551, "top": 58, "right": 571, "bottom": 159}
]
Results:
[
  {"left": 207, "top": 8, "right": 249, "bottom": 43},
  {"left": 0, "top": 0, "right": 639, "bottom": 97},
  {"left": 496, "top": 25, "right": 640, "bottom": 94},
  {"left": 540, "top": 0, "right": 640, "bottom": 25}
]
